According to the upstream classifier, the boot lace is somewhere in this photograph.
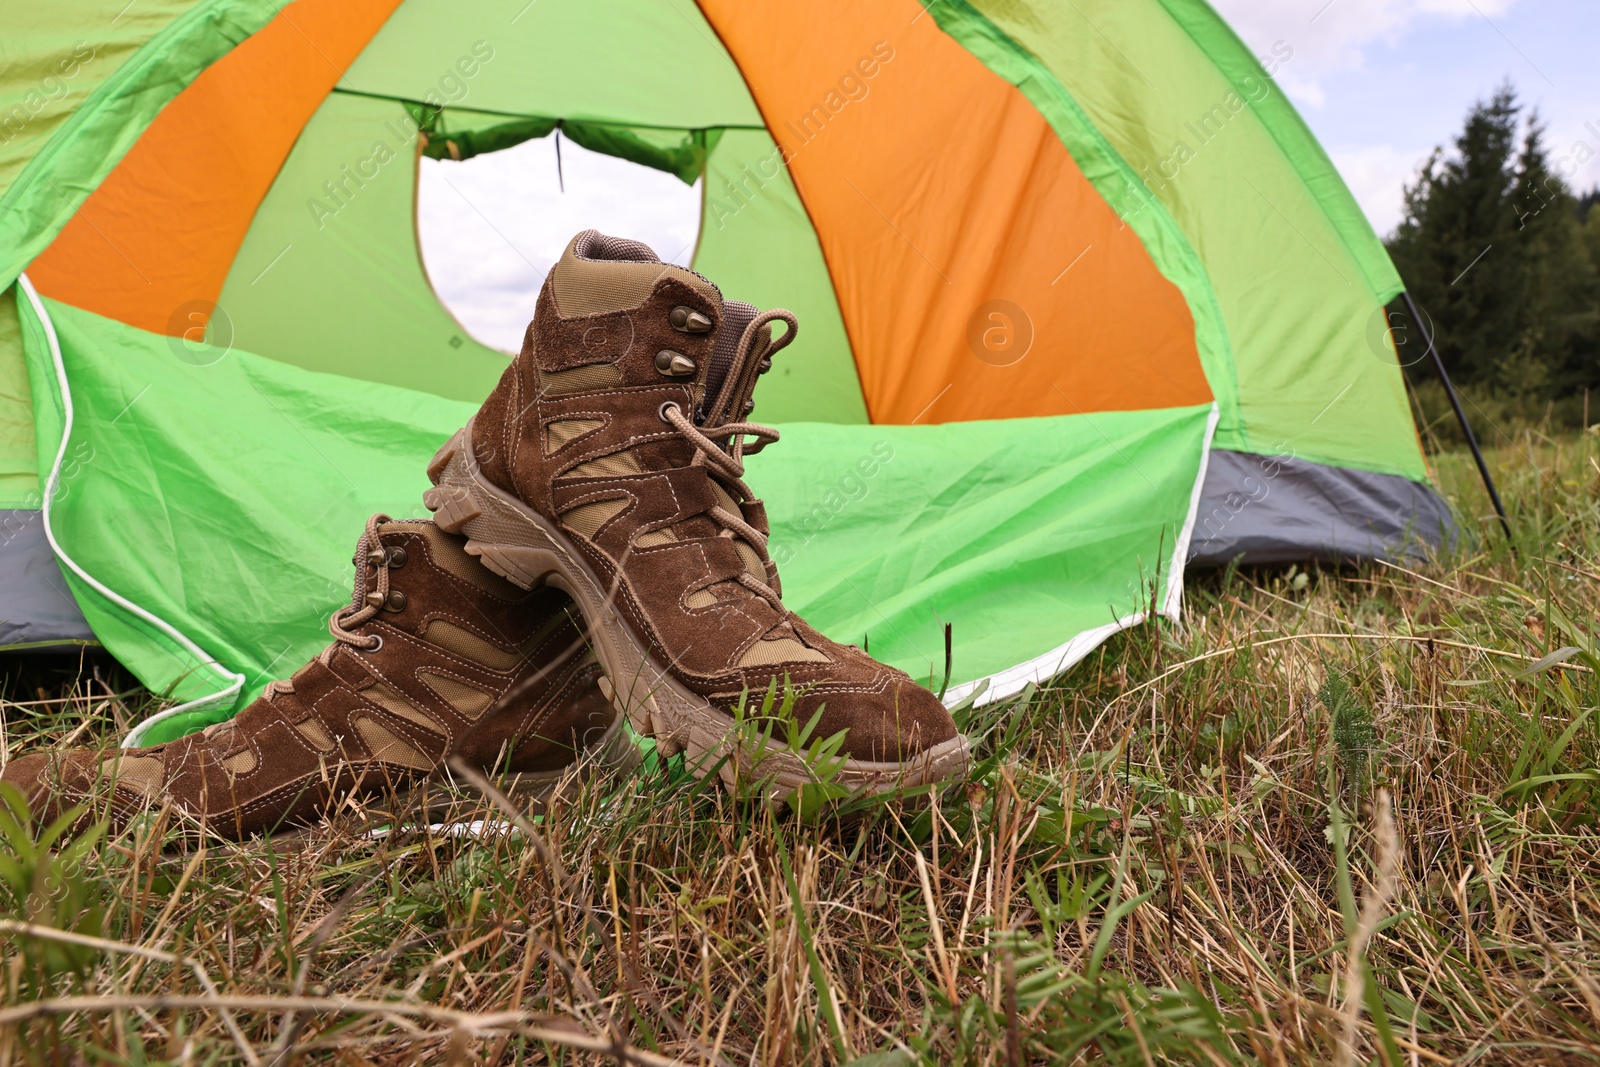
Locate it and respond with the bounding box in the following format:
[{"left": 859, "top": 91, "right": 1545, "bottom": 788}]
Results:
[
  {"left": 659, "top": 308, "right": 797, "bottom": 611},
  {"left": 329, "top": 512, "right": 394, "bottom": 652}
]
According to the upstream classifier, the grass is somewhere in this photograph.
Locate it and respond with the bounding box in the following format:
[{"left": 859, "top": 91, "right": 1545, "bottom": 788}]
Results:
[{"left": 2, "top": 428, "right": 1599, "bottom": 1065}]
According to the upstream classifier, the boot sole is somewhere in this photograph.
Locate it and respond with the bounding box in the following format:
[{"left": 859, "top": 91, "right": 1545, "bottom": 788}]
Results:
[
  {"left": 398, "top": 704, "right": 644, "bottom": 826},
  {"left": 117, "top": 706, "right": 645, "bottom": 849},
  {"left": 255, "top": 712, "right": 643, "bottom": 847},
  {"left": 423, "top": 423, "right": 971, "bottom": 801}
]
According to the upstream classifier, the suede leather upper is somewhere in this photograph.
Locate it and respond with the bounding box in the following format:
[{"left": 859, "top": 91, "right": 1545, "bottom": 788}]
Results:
[
  {"left": 2, "top": 520, "right": 616, "bottom": 837},
  {"left": 463, "top": 240, "right": 957, "bottom": 762}
]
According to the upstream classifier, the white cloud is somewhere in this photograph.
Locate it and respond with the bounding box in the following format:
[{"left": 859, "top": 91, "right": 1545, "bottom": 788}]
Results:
[
  {"left": 417, "top": 135, "right": 701, "bottom": 353},
  {"left": 1212, "top": 0, "right": 1528, "bottom": 237},
  {"left": 1210, "top": 0, "right": 1517, "bottom": 107}
]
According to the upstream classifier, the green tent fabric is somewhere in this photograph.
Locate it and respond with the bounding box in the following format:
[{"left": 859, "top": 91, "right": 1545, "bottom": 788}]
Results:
[
  {"left": 0, "top": 288, "right": 38, "bottom": 508},
  {"left": 0, "top": 0, "right": 1453, "bottom": 742},
  {"left": 0, "top": 0, "right": 281, "bottom": 293},
  {"left": 16, "top": 286, "right": 1210, "bottom": 744}
]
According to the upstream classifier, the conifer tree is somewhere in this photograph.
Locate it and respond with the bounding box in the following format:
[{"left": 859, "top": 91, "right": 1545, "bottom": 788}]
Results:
[{"left": 1387, "top": 84, "right": 1598, "bottom": 404}]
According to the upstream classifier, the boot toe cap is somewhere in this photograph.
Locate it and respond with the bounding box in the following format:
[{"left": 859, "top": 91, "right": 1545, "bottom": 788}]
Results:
[
  {"left": 737, "top": 671, "right": 957, "bottom": 765},
  {"left": 0, "top": 750, "right": 117, "bottom": 823},
  {"left": 0, "top": 752, "right": 58, "bottom": 807},
  {"left": 835, "top": 675, "right": 960, "bottom": 764}
]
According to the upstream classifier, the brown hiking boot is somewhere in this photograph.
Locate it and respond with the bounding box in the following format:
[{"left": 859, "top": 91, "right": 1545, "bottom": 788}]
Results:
[
  {"left": 423, "top": 231, "right": 969, "bottom": 798},
  {"left": 0, "top": 515, "right": 636, "bottom": 838}
]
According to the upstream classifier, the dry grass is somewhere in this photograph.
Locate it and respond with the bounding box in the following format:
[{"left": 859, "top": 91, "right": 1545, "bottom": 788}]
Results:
[{"left": 2, "top": 429, "right": 1599, "bottom": 1065}]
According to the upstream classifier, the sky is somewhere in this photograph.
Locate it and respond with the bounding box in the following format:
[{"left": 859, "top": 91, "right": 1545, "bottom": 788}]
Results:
[
  {"left": 418, "top": 136, "right": 701, "bottom": 353},
  {"left": 1210, "top": 0, "right": 1600, "bottom": 234},
  {"left": 418, "top": 0, "right": 1599, "bottom": 353}
]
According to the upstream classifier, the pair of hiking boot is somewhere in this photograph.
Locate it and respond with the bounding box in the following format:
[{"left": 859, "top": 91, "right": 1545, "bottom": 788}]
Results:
[{"left": 2, "top": 231, "right": 970, "bottom": 838}]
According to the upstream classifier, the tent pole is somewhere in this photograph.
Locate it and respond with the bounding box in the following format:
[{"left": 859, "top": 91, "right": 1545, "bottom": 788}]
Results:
[{"left": 1400, "top": 290, "right": 1511, "bottom": 541}]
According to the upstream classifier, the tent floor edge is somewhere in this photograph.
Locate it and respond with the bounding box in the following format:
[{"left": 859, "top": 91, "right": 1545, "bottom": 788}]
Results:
[
  {"left": 1188, "top": 449, "right": 1458, "bottom": 567},
  {"left": 0, "top": 507, "right": 97, "bottom": 649}
]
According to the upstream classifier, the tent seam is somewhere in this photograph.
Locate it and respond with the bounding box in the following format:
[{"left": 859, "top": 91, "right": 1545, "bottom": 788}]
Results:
[
  {"left": 16, "top": 273, "right": 244, "bottom": 748},
  {"left": 927, "top": 0, "right": 1246, "bottom": 450},
  {"left": 1231, "top": 444, "right": 1433, "bottom": 483},
  {"left": 331, "top": 88, "right": 768, "bottom": 132},
  {"left": 691, "top": 0, "right": 875, "bottom": 424}
]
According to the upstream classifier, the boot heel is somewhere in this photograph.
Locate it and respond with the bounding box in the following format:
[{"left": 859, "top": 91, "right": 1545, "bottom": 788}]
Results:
[
  {"left": 422, "top": 484, "right": 481, "bottom": 534},
  {"left": 425, "top": 428, "right": 463, "bottom": 484}
]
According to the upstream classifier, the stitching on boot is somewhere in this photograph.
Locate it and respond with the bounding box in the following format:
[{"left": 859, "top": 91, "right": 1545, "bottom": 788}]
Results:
[
  {"left": 413, "top": 606, "right": 530, "bottom": 657},
  {"left": 543, "top": 414, "right": 609, "bottom": 456},
  {"left": 411, "top": 528, "right": 530, "bottom": 604},
  {"left": 418, "top": 668, "right": 498, "bottom": 721},
  {"left": 495, "top": 655, "right": 596, "bottom": 760}
]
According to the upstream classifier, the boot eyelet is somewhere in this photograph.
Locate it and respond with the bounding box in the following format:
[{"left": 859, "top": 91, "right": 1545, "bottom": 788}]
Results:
[
  {"left": 655, "top": 350, "right": 697, "bottom": 377},
  {"left": 366, "top": 635, "right": 384, "bottom": 653},
  {"left": 659, "top": 401, "right": 680, "bottom": 423},
  {"left": 386, "top": 546, "right": 407, "bottom": 568},
  {"left": 384, "top": 590, "right": 408, "bottom": 611},
  {"left": 669, "top": 306, "right": 712, "bottom": 333}
]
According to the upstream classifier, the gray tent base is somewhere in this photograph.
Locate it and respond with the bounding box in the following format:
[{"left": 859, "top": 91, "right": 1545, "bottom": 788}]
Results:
[
  {"left": 0, "top": 509, "right": 95, "bottom": 650},
  {"left": 1188, "top": 450, "right": 1457, "bottom": 567},
  {"left": 1, "top": 454, "right": 1457, "bottom": 649}
]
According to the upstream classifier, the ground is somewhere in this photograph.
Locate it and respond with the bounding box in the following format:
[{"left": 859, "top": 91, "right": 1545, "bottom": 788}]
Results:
[{"left": 2, "top": 429, "right": 1598, "bottom": 1065}]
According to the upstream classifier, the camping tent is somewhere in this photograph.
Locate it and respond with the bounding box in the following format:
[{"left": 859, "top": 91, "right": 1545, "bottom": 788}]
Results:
[{"left": 1, "top": 0, "right": 1455, "bottom": 745}]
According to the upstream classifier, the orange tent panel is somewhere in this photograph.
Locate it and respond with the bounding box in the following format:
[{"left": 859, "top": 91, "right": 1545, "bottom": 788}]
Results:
[
  {"left": 28, "top": 0, "right": 403, "bottom": 336},
  {"left": 699, "top": 0, "right": 1213, "bottom": 423}
]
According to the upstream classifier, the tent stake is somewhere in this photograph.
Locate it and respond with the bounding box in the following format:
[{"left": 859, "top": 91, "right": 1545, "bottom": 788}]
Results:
[{"left": 1400, "top": 290, "right": 1511, "bottom": 542}]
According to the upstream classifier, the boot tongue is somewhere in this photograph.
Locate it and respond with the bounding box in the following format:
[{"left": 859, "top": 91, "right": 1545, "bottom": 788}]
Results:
[
  {"left": 700, "top": 300, "right": 757, "bottom": 422},
  {"left": 551, "top": 230, "right": 724, "bottom": 321}
]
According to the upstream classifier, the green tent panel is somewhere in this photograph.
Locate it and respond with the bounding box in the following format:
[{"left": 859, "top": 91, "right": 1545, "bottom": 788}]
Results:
[
  {"left": 217, "top": 92, "right": 510, "bottom": 403},
  {"left": 0, "top": 288, "right": 38, "bottom": 508}
]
